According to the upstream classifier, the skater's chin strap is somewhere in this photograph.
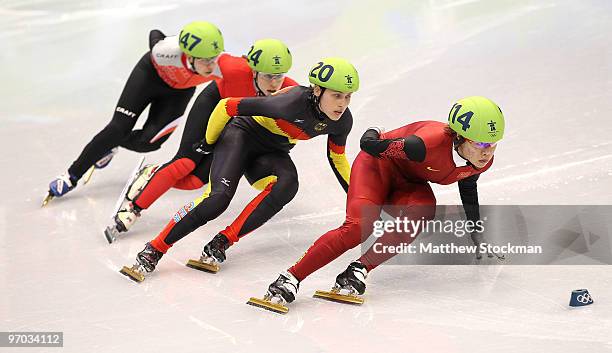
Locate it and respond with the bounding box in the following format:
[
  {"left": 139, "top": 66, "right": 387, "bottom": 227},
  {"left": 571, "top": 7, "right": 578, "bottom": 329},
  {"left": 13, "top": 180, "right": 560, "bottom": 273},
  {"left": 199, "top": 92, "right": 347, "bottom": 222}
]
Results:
[
  {"left": 253, "top": 72, "right": 266, "bottom": 97},
  {"left": 187, "top": 57, "right": 197, "bottom": 73},
  {"left": 453, "top": 138, "right": 473, "bottom": 166},
  {"left": 308, "top": 87, "right": 326, "bottom": 120}
]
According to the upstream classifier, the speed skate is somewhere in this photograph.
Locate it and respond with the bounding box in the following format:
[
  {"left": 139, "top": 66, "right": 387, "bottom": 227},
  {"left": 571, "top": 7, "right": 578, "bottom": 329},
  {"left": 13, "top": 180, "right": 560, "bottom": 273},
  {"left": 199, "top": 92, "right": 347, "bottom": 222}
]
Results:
[
  {"left": 313, "top": 285, "right": 364, "bottom": 305},
  {"left": 246, "top": 294, "right": 289, "bottom": 314},
  {"left": 185, "top": 258, "right": 220, "bottom": 273},
  {"left": 103, "top": 156, "right": 145, "bottom": 243},
  {"left": 82, "top": 165, "right": 95, "bottom": 184},
  {"left": 119, "top": 264, "right": 146, "bottom": 283}
]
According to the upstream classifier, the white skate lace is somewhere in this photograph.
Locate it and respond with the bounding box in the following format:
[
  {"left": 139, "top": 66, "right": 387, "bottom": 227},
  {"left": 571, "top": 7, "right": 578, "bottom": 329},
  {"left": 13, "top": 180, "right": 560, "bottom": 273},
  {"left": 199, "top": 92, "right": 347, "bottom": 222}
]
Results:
[
  {"left": 280, "top": 271, "right": 299, "bottom": 295},
  {"left": 353, "top": 267, "right": 367, "bottom": 282}
]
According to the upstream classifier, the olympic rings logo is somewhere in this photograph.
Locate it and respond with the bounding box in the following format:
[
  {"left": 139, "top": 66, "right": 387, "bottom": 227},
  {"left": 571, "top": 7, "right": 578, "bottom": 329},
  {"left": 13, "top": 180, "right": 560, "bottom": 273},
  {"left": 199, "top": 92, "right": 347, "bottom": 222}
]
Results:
[{"left": 576, "top": 293, "right": 593, "bottom": 304}]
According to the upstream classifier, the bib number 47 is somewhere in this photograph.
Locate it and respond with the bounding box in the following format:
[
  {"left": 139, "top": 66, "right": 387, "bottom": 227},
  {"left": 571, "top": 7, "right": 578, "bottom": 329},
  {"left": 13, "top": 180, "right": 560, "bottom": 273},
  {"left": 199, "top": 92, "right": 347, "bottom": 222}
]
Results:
[{"left": 180, "top": 32, "right": 202, "bottom": 51}]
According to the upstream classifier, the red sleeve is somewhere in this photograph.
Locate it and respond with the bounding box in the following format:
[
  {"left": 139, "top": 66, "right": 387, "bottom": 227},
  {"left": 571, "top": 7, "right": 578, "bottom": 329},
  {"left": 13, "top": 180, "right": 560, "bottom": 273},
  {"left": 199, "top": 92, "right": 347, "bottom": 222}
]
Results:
[
  {"left": 225, "top": 98, "right": 241, "bottom": 116},
  {"left": 214, "top": 78, "right": 226, "bottom": 98},
  {"left": 215, "top": 53, "right": 233, "bottom": 73},
  {"left": 281, "top": 76, "right": 299, "bottom": 88},
  {"left": 215, "top": 55, "right": 253, "bottom": 98}
]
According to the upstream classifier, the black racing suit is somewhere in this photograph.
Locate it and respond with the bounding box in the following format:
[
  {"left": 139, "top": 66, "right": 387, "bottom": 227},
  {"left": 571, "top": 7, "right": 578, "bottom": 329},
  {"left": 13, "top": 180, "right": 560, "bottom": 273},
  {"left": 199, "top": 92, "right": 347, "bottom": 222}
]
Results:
[{"left": 150, "top": 86, "right": 352, "bottom": 253}]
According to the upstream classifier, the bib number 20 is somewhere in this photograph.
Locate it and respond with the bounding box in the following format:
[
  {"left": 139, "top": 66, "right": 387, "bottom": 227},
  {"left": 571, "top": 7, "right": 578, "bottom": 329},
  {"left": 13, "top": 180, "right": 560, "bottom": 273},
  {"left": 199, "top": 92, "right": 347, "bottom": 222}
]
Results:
[{"left": 309, "top": 62, "right": 334, "bottom": 82}]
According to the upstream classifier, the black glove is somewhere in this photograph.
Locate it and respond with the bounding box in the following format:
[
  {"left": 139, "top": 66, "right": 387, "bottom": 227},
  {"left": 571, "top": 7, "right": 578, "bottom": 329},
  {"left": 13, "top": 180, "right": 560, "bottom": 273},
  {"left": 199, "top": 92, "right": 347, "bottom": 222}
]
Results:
[
  {"left": 470, "top": 232, "right": 505, "bottom": 261},
  {"left": 192, "top": 138, "right": 215, "bottom": 155},
  {"left": 359, "top": 127, "right": 386, "bottom": 157},
  {"left": 149, "top": 29, "right": 166, "bottom": 50}
]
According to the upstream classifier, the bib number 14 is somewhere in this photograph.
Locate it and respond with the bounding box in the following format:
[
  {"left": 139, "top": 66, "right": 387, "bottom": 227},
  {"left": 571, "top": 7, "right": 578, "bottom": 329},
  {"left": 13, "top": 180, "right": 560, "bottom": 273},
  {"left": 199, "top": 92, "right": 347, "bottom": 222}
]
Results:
[{"left": 449, "top": 103, "right": 473, "bottom": 132}]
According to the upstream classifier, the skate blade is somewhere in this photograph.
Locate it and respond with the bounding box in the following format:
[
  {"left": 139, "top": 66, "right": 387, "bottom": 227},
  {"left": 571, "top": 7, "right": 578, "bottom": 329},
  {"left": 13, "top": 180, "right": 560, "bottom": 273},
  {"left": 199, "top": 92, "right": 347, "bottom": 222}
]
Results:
[
  {"left": 104, "top": 225, "right": 119, "bottom": 244},
  {"left": 82, "top": 166, "right": 95, "bottom": 185},
  {"left": 246, "top": 297, "right": 288, "bottom": 314},
  {"left": 492, "top": 252, "right": 506, "bottom": 261},
  {"left": 120, "top": 266, "right": 145, "bottom": 283},
  {"left": 313, "top": 290, "right": 364, "bottom": 305},
  {"left": 186, "top": 259, "right": 220, "bottom": 273},
  {"left": 475, "top": 252, "right": 506, "bottom": 263},
  {"left": 110, "top": 156, "right": 145, "bottom": 218},
  {"left": 41, "top": 193, "right": 54, "bottom": 207}
]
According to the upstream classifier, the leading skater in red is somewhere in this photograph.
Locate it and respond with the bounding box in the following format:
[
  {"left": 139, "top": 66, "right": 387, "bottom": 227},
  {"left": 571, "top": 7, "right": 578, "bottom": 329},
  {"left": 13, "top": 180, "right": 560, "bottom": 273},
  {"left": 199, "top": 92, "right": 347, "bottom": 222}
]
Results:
[{"left": 248, "top": 96, "right": 506, "bottom": 313}]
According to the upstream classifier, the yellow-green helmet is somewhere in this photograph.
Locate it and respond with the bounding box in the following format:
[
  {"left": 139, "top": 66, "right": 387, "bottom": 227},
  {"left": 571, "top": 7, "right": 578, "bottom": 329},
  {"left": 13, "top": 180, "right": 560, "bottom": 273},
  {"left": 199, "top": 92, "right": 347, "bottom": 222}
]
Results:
[
  {"left": 178, "top": 21, "right": 224, "bottom": 59},
  {"left": 448, "top": 96, "right": 505, "bottom": 143},
  {"left": 308, "top": 57, "right": 359, "bottom": 93},
  {"left": 246, "top": 39, "right": 292, "bottom": 74}
]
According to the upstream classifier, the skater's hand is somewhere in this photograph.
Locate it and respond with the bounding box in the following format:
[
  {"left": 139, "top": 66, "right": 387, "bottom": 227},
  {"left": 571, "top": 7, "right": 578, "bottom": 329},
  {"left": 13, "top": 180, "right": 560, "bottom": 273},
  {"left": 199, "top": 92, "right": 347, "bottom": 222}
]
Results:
[
  {"left": 470, "top": 232, "right": 505, "bottom": 261},
  {"left": 192, "top": 139, "right": 215, "bottom": 155},
  {"left": 359, "top": 127, "right": 385, "bottom": 157},
  {"left": 363, "top": 127, "right": 384, "bottom": 139},
  {"left": 149, "top": 29, "right": 166, "bottom": 49}
]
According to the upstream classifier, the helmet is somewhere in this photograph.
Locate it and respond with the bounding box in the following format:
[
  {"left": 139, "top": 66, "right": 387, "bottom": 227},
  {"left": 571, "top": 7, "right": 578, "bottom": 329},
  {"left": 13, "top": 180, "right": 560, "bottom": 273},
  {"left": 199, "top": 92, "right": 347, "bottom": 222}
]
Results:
[
  {"left": 246, "top": 39, "right": 292, "bottom": 74},
  {"left": 448, "top": 96, "right": 504, "bottom": 143},
  {"left": 178, "top": 21, "right": 224, "bottom": 58},
  {"left": 308, "top": 57, "right": 359, "bottom": 93}
]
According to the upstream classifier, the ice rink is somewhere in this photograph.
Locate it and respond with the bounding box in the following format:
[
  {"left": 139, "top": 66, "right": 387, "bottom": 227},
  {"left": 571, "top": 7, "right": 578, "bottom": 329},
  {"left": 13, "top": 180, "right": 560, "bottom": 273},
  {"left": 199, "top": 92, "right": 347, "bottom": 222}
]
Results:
[{"left": 2, "top": 0, "right": 612, "bottom": 352}]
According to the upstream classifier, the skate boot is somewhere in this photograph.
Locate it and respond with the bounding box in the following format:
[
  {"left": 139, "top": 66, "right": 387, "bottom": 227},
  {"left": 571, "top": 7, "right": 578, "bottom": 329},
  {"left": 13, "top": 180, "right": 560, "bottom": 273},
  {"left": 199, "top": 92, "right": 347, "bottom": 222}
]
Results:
[
  {"left": 186, "top": 234, "right": 230, "bottom": 273},
  {"left": 103, "top": 157, "right": 146, "bottom": 243},
  {"left": 120, "top": 242, "right": 164, "bottom": 282},
  {"left": 314, "top": 261, "right": 367, "bottom": 305},
  {"left": 82, "top": 148, "right": 119, "bottom": 184},
  {"left": 247, "top": 271, "right": 300, "bottom": 314},
  {"left": 42, "top": 173, "right": 77, "bottom": 206},
  {"left": 115, "top": 202, "right": 141, "bottom": 232},
  {"left": 125, "top": 164, "right": 159, "bottom": 201},
  {"left": 95, "top": 147, "right": 119, "bottom": 169},
  {"left": 104, "top": 202, "right": 142, "bottom": 243}
]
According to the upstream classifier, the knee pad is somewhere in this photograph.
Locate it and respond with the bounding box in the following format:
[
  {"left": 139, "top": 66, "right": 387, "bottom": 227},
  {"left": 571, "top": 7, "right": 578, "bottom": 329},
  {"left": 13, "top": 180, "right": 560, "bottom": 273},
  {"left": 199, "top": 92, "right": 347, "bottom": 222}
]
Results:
[
  {"left": 166, "top": 158, "right": 196, "bottom": 179},
  {"left": 174, "top": 175, "right": 204, "bottom": 190}
]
